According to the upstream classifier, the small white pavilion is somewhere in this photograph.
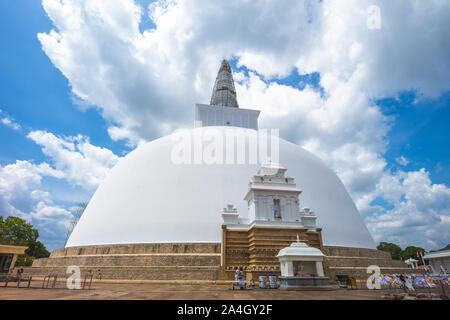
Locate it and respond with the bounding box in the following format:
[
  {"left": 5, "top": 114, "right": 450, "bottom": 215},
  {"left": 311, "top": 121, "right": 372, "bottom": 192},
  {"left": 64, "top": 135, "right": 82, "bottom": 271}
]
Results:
[
  {"left": 277, "top": 236, "right": 325, "bottom": 277},
  {"left": 276, "top": 236, "right": 331, "bottom": 290},
  {"left": 404, "top": 258, "right": 419, "bottom": 269}
]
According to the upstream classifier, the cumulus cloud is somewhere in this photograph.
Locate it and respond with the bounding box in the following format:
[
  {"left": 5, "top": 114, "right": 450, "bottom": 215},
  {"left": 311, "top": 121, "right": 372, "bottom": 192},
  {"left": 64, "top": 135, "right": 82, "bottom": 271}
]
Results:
[
  {"left": 36, "top": 0, "right": 450, "bottom": 248},
  {"left": 37, "top": 0, "right": 323, "bottom": 145},
  {"left": 365, "top": 169, "right": 450, "bottom": 248},
  {"left": 0, "top": 161, "right": 72, "bottom": 248},
  {"left": 27, "top": 130, "right": 120, "bottom": 190},
  {"left": 0, "top": 129, "right": 121, "bottom": 249},
  {"left": 298, "top": 0, "right": 450, "bottom": 98},
  {"left": 235, "top": 72, "right": 390, "bottom": 200}
]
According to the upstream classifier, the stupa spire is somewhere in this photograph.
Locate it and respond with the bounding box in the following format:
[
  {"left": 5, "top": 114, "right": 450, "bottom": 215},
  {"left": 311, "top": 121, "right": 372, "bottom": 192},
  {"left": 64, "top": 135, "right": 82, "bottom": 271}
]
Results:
[{"left": 210, "top": 59, "right": 239, "bottom": 108}]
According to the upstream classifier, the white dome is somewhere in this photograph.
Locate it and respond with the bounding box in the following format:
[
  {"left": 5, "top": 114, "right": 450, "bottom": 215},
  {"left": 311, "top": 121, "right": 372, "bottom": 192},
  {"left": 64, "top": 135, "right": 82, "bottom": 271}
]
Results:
[{"left": 66, "top": 126, "right": 376, "bottom": 249}]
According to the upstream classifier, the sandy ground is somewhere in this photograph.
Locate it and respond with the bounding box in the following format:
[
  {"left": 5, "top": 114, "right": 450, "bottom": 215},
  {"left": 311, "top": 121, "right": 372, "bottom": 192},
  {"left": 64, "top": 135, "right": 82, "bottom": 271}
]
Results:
[{"left": 0, "top": 281, "right": 383, "bottom": 300}]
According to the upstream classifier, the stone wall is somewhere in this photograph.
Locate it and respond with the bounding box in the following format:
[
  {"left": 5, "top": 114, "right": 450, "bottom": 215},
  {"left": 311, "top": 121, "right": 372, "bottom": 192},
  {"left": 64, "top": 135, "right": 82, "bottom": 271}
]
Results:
[
  {"left": 49, "top": 242, "right": 221, "bottom": 257},
  {"left": 33, "top": 254, "right": 220, "bottom": 268},
  {"left": 323, "top": 246, "right": 424, "bottom": 279},
  {"left": 25, "top": 266, "right": 219, "bottom": 280},
  {"left": 26, "top": 243, "right": 221, "bottom": 280},
  {"left": 24, "top": 242, "right": 423, "bottom": 281},
  {"left": 221, "top": 225, "right": 323, "bottom": 280}
]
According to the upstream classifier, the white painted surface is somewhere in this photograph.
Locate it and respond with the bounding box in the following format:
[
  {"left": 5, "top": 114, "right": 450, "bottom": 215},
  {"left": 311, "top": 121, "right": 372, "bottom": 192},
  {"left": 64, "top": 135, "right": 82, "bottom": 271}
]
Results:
[
  {"left": 244, "top": 162, "right": 302, "bottom": 223},
  {"left": 277, "top": 242, "right": 326, "bottom": 259},
  {"left": 277, "top": 242, "right": 326, "bottom": 277},
  {"left": 316, "top": 261, "right": 325, "bottom": 277},
  {"left": 66, "top": 126, "right": 376, "bottom": 249},
  {"left": 195, "top": 104, "right": 260, "bottom": 129},
  {"left": 423, "top": 250, "right": 450, "bottom": 273}
]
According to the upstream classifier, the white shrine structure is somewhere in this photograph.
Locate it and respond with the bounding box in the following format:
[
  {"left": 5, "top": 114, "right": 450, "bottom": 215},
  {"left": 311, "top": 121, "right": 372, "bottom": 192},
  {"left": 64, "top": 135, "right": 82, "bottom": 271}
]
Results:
[
  {"left": 276, "top": 235, "right": 332, "bottom": 290},
  {"left": 221, "top": 161, "right": 318, "bottom": 230},
  {"left": 219, "top": 161, "right": 325, "bottom": 280}
]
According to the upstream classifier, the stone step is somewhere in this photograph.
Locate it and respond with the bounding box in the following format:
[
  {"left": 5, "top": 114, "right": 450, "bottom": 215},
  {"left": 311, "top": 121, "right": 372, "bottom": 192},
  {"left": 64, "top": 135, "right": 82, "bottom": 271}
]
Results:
[
  {"left": 50, "top": 243, "right": 221, "bottom": 258},
  {"left": 323, "top": 246, "right": 392, "bottom": 259},
  {"left": 325, "top": 257, "right": 408, "bottom": 268},
  {"left": 22, "top": 266, "right": 220, "bottom": 280},
  {"left": 33, "top": 254, "right": 221, "bottom": 268}
]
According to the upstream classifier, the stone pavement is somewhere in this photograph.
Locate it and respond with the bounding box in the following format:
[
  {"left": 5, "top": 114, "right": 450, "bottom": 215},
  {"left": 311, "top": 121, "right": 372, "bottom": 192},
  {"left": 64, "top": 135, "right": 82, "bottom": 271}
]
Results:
[{"left": 0, "top": 281, "right": 383, "bottom": 300}]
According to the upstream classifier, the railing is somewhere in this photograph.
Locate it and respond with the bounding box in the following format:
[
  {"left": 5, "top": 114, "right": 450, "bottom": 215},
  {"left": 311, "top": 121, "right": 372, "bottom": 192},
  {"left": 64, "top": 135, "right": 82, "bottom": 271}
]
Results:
[
  {"left": 0, "top": 272, "right": 94, "bottom": 290},
  {"left": 1, "top": 273, "right": 33, "bottom": 288}
]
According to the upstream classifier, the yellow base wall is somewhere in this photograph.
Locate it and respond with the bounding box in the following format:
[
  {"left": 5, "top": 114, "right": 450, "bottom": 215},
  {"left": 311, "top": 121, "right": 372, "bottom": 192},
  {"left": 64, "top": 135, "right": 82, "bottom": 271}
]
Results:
[{"left": 220, "top": 225, "right": 323, "bottom": 280}]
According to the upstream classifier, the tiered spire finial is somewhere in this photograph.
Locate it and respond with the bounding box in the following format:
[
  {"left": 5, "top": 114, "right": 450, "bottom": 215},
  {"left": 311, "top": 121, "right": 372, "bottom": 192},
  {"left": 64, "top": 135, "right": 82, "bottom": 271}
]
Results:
[{"left": 210, "top": 59, "right": 239, "bottom": 108}]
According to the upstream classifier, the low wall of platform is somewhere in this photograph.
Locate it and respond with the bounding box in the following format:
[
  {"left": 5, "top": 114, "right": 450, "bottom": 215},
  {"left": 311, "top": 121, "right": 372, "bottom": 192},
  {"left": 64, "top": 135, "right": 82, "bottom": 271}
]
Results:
[
  {"left": 21, "top": 243, "right": 422, "bottom": 281},
  {"left": 24, "top": 266, "right": 219, "bottom": 281},
  {"left": 323, "top": 246, "right": 423, "bottom": 279},
  {"left": 26, "top": 243, "right": 221, "bottom": 281},
  {"left": 33, "top": 254, "right": 220, "bottom": 268},
  {"left": 49, "top": 242, "right": 221, "bottom": 257}
]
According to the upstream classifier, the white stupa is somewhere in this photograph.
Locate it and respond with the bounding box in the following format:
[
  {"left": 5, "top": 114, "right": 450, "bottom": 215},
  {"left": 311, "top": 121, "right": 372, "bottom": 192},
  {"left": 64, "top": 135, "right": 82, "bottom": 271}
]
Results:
[{"left": 66, "top": 60, "right": 376, "bottom": 250}]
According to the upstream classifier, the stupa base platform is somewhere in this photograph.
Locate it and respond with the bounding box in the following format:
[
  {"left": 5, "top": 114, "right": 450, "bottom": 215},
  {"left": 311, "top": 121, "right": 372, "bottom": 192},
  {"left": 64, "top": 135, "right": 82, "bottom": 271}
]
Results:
[
  {"left": 322, "top": 246, "right": 424, "bottom": 279},
  {"left": 20, "top": 243, "right": 423, "bottom": 282},
  {"left": 23, "top": 243, "right": 221, "bottom": 281}
]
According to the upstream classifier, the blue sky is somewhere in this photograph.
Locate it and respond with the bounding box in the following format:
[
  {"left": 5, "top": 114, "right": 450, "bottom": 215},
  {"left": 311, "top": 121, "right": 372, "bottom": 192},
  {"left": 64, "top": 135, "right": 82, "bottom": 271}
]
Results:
[
  {"left": 0, "top": 1, "right": 128, "bottom": 158},
  {"left": 1, "top": 0, "right": 449, "bottom": 251},
  {"left": 379, "top": 92, "right": 450, "bottom": 185}
]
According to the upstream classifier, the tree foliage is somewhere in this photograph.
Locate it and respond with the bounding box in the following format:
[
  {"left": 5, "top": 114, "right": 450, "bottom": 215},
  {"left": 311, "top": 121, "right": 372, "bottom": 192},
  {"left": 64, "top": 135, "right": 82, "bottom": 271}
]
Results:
[
  {"left": 64, "top": 202, "right": 88, "bottom": 246},
  {"left": 0, "top": 216, "right": 50, "bottom": 266},
  {"left": 377, "top": 242, "right": 402, "bottom": 260},
  {"left": 401, "top": 246, "right": 425, "bottom": 264},
  {"left": 377, "top": 242, "right": 426, "bottom": 265},
  {"left": 0, "top": 216, "right": 38, "bottom": 246}
]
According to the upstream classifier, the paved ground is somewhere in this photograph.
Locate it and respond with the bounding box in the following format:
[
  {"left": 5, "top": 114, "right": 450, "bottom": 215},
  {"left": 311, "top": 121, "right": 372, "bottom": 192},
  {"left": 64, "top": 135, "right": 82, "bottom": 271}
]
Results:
[{"left": 0, "top": 281, "right": 383, "bottom": 300}]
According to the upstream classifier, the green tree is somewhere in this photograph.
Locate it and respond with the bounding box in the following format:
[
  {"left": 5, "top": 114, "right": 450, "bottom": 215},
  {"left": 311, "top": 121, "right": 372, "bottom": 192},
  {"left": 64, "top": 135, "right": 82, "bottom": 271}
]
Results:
[
  {"left": 401, "top": 246, "right": 425, "bottom": 265},
  {"left": 0, "top": 216, "right": 50, "bottom": 266},
  {"left": 377, "top": 242, "right": 402, "bottom": 260},
  {"left": 27, "top": 240, "right": 50, "bottom": 258},
  {"left": 14, "top": 254, "right": 35, "bottom": 267},
  {"left": 0, "top": 216, "right": 38, "bottom": 245}
]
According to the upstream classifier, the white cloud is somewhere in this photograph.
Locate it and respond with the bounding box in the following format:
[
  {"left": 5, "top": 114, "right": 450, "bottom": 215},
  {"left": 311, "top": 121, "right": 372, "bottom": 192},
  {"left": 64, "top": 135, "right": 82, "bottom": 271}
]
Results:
[
  {"left": 36, "top": 0, "right": 450, "bottom": 249},
  {"left": 27, "top": 130, "right": 120, "bottom": 191},
  {"left": 0, "top": 106, "right": 122, "bottom": 249},
  {"left": 297, "top": 0, "right": 450, "bottom": 98},
  {"left": 236, "top": 71, "right": 390, "bottom": 200},
  {"left": 365, "top": 168, "right": 450, "bottom": 249},
  {"left": 37, "top": 0, "right": 323, "bottom": 145},
  {"left": 0, "top": 161, "right": 72, "bottom": 248},
  {"left": 395, "top": 156, "right": 410, "bottom": 166},
  {"left": 0, "top": 128, "right": 121, "bottom": 250},
  {"left": 1, "top": 117, "right": 21, "bottom": 130},
  {"left": 0, "top": 109, "right": 21, "bottom": 130},
  {"left": 37, "top": 0, "right": 450, "bottom": 142}
]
